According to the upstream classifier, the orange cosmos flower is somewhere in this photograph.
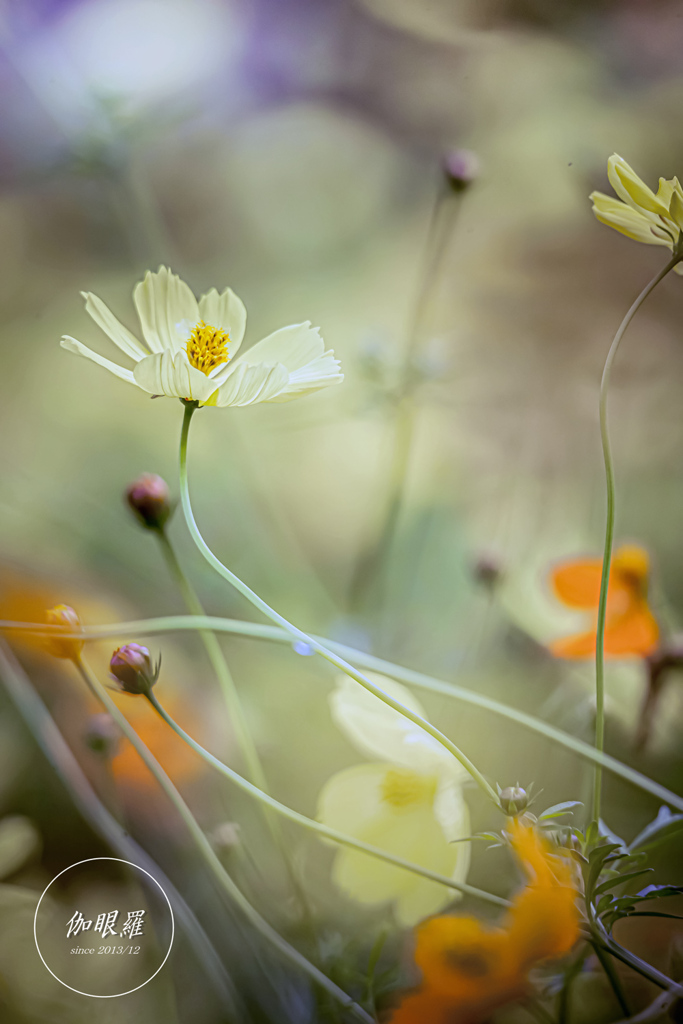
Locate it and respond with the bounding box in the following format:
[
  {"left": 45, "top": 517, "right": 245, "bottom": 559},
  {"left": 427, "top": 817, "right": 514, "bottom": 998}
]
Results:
[
  {"left": 549, "top": 544, "right": 659, "bottom": 659},
  {"left": 389, "top": 822, "right": 579, "bottom": 1024}
]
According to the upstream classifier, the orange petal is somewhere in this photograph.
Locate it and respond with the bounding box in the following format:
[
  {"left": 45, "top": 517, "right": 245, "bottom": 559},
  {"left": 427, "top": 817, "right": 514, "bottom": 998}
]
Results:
[
  {"left": 603, "top": 607, "right": 659, "bottom": 657},
  {"left": 111, "top": 697, "right": 205, "bottom": 792},
  {"left": 550, "top": 559, "right": 604, "bottom": 608},
  {"left": 413, "top": 915, "right": 514, "bottom": 1000},
  {"left": 548, "top": 629, "right": 598, "bottom": 660},
  {"left": 389, "top": 989, "right": 461, "bottom": 1024},
  {"left": 551, "top": 554, "right": 638, "bottom": 611},
  {"left": 507, "top": 884, "right": 579, "bottom": 967}
]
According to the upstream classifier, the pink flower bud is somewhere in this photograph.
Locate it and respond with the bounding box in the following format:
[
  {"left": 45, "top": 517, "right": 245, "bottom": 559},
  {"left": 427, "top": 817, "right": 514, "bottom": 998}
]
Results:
[
  {"left": 110, "top": 643, "right": 159, "bottom": 695},
  {"left": 442, "top": 148, "right": 479, "bottom": 192},
  {"left": 125, "top": 473, "right": 171, "bottom": 531}
]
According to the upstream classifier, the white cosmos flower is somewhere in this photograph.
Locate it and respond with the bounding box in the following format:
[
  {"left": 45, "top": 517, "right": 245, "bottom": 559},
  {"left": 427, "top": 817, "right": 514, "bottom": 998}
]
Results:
[
  {"left": 318, "top": 673, "right": 471, "bottom": 926},
  {"left": 60, "top": 266, "right": 343, "bottom": 407}
]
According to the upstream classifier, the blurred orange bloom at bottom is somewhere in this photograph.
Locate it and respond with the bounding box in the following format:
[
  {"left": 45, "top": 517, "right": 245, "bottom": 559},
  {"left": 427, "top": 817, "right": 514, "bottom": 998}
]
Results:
[{"left": 390, "top": 823, "right": 579, "bottom": 1024}]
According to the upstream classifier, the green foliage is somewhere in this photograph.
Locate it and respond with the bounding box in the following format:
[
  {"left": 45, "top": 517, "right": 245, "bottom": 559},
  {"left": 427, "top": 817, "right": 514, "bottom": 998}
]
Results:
[{"left": 575, "top": 818, "right": 683, "bottom": 934}]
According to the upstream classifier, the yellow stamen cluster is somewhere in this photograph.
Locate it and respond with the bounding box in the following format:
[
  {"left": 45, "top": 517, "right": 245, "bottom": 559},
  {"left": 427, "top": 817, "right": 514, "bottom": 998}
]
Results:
[
  {"left": 381, "top": 768, "right": 437, "bottom": 809},
  {"left": 186, "top": 320, "right": 230, "bottom": 376}
]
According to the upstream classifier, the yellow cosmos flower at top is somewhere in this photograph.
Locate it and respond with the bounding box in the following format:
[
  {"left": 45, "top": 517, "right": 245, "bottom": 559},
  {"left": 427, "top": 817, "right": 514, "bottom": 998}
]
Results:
[
  {"left": 317, "top": 673, "right": 471, "bottom": 926},
  {"left": 61, "top": 266, "right": 343, "bottom": 407},
  {"left": 590, "top": 154, "right": 683, "bottom": 272}
]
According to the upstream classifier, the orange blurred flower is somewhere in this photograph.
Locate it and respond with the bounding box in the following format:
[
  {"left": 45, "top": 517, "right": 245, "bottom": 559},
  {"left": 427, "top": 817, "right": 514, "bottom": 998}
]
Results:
[
  {"left": 109, "top": 693, "right": 205, "bottom": 794},
  {"left": 549, "top": 544, "right": 659, "bottom": 659},
  {"left": 390, "top": 822, "right": 580, "bottom": 1024}
]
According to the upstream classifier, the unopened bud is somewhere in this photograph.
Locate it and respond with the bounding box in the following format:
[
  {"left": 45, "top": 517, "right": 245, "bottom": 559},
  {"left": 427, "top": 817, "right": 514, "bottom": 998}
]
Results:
[
  {"left": 442, "top": 148, "right": 479, "bottom": 193},
  {"left": 44, "top": 605, "right": 84, "bottom": 660},
  {"left": 472, "top": 553, "right": 504, "bottom": 590},
  {"left": 211, "top": 822, "right": 241, "bottom": 852},
  {"left": 125, "top": 473, "right": 171, "bottom": 531},
  {"left": 499, "top": 786, "right": 529, "bottom": 816},
  {"left": 109, "top": 643, "right": 159, "bottom": 696},
  {"left": 85, "top": 713, "right": 121, "bottom": 756}
]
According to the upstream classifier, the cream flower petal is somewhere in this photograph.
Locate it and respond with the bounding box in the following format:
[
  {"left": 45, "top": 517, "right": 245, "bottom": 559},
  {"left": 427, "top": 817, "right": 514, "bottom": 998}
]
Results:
[
  {"left": 198, "top": 287, "right": 247, "bottom": 356},
  {"left": 330, "top": 673, "right": 463, "bottom": 775},
  {"left": 590, "top": 192, "right": 670, "bottom": 247},
  {"left": 81, "top": 292, "right": 147, "bottom": 361},
  {"left": 268, "top": 350, "right": 344, "bottom": 402},
  {"left": 212, "top": 361, "right": 289, "bottom": 407},
  {"left": 433, "top": 774, "right": 471, "bottom": 846},
  {"left": 133, "top": 267, "right": 199, "bottom": 354},
  {"left": 60, "top": 336, "right": 136, "bottom": 384},
  {"left": 239, "top": 322, "right": 324, "bottom": 367},
  {"left": 133, "top": 349, "right": 217, "bottom": 401},
  {"left": 607, "top": 154, "right": 670, "bottom": 218},
  {"left": 318, "top": 763, "right": 469, "bottom": 926},
  {"left": 234, "top": 322, "right": 342, "bottom": 400}
]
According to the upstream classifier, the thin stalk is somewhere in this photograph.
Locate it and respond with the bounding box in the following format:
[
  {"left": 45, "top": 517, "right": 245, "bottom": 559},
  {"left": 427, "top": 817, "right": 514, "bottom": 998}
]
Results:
[
  {"left": 601, "top": 940, "right": 679, "bottom": 993},
  {"left": 180, "top": 403, "right": 500, "bottom": 810},
  {"left": 0, "top": 642, "right": 237, "bottom": 1011},
  {"left": 589, "top": 939, "right": 631, "bottom": 1016},
  {"left": 155, "top": 529, "right": 268, "bottom": 793},
  {"left": 154, "top": 527, "right": 312, "bottom": 925},
  {"left": 5, "top": 615, "right": 683, "bottom": 812},
  {"left": 593, "top": 253, "right": 681, "bottom": 823},
  {"left": 557, "top": 944, "right": 590, "bottom": 1024},
  {"left": 349, "top": 181, "right": 462, "bottom": 612},
  {"left": 73, "top": 656, "right": 373, "bottom": 1024},
  {"left": 146, "top": 690, "right": 507, "bottom": 908}
]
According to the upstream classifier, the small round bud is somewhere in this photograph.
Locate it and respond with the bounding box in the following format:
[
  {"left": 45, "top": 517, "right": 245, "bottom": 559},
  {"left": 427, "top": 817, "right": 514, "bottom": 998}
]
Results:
[
  {"left": 85, "top": 713, "right": 121, "bottom": 756},
  {"left": 442, "top": 148, "right": 479, "bottom": 193},
  {"left": 211, "top": 822, "right": 241, "bottom": 852},
  {"left": 472, "top": 553, "right": 504, "bottom": 590},
  {"left": 125, "top": 473, "right": 171, "bottom": 531},
  {"left": 44, "top": 605, "right": 84, "bottom": 660},
  {"left": 109, "top": 643, "right": 159, "bottom": 696},
  {"left": 499, "top": 786, "right": 529, "bottom": 816}
]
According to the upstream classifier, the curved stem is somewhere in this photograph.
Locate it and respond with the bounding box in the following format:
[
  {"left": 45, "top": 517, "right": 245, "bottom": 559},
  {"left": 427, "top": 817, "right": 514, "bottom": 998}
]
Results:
[
  {"left": 73, "top": 656, "right": 373, "bottom": 1024},
  {"left": 0, "top": 642, "right": 237, "bottom": 1011},
  {"left": 155, "top": 529, "right": 269, "bottom": 796},
  {"left": 593, "top": 254, "right": 680, "bottom": 823},
  {"left": 589, "top": 939, "right": 631, "bottom": 1016},
  {"left": 179, "top": 403, "right": 500, "bottom": 810},
  {"left": 4, "top": 615, "right": 683, "bottom": 812},
  {"left": 146, "top": 691, "right": 507, "bottom": 908},
  {"left": 155, "top": 528, "right": 314, "bottom": 928}
]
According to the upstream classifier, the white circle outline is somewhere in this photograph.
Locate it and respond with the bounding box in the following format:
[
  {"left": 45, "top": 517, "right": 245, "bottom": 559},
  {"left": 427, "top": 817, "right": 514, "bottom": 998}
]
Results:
[{"left": 33, "top": 856, "right": 175, "bottom": 998}]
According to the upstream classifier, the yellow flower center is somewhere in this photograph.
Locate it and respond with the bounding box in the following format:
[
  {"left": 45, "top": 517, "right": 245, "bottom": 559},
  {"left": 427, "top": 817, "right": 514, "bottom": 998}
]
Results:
[
  {"left": 186, "top": 320, "right": 230, "bottom": 376},
  {"left": 380, "top": 768, "right": 437, "bottom": 809}
]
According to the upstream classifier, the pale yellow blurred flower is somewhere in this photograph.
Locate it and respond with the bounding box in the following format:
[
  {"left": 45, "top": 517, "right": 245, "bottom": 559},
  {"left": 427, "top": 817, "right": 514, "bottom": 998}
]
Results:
[
  {"left": 590, "top": 154, "right": 683, "bottom": 272},
  {"left": 61, "top": 266, "right": 343, "bottom": 406},
  {"left": 318, "top": 673, "right": 471, "bottom": 926}
]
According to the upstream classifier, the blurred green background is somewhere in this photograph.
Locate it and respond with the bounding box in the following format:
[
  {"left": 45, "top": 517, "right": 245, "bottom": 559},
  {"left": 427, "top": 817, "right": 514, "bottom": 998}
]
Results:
[{"left": 1, "top": 1, "right": 683, "bottom": 1021}]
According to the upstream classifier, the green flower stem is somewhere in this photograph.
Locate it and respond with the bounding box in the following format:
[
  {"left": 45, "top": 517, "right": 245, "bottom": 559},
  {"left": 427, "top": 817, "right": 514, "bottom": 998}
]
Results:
[
  {"left": 596, "top": 930, "right": 681, "bottom": 994},
  {"left": 593, "top": 253, "right": 681, "bottom": 823},
  {"left": 349, "top": 179, "right": 462, "bottom": 612},
  {"left": 4, "top": 615, "right": 683, "bottom": 812},
  {"left": 0, "top": 641, "right": 237, "bottom": 1011},
  {"left": 146, "top": 690, "right": 508, "bottom": 908},
  {"left": 179, "top": 402, "right": 501, "bottom": 811},
  {"left": 589, "top": 939, "right": 631, "bottom": 1016},
  {"left": 155, "top": 529, "right": 266, "bottom": 790},
  {"left": 557, "top": 945, "right": 591, "bottom": 1024},
  {"left": 73, "top": 656, "right": 374, "bottom": 1024},
  {"left": 154, "top": 527, "right": 313, "bottom": 925}
]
